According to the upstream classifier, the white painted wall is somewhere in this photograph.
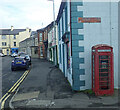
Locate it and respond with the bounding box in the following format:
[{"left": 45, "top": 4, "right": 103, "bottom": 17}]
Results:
[
  {"left": 67, "top": 2, "right": 73, "bottom": 86},
  {"left": 80, "top": 2, "right": 118, "bottom": 89},
  {"left": 48, "top": 27, "right": 54, "bottom": 44},
  {"left": 118, "top": 2, "right": 120, "bottom": 88}
]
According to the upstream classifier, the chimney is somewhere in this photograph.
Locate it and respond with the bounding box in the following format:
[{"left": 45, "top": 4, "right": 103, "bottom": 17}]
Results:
[
  {"left": 26, "top": 27, "right": 29, "bottom": 32},
  {"left": 11, "top": 26, "right": 13, "bottom": 31}
]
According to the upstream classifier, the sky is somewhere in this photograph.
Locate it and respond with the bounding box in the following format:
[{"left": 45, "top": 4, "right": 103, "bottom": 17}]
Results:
[{"left": 0, "top": 0, "right": 62, "bottom": 31}]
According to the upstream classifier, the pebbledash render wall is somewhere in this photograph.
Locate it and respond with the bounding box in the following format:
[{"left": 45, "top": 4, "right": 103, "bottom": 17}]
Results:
[{"left": 57, "top": 1, "right": 119, "bottom": 91}]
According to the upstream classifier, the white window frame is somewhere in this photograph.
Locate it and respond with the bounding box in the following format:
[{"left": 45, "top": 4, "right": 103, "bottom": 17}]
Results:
[
  {"left": 14, "top": 42, "right": 16, "bottom": 46},
  {"left": 13, "top": 35, "right": 16, "bottom": 39},
  {"left": 39, "top": 33, "right": 42, "bottom": 42},
  {"left": 2, "top": 35, "right": 6, "bottom": 39},
  {"left": 2, "top": 42, "right": 7, "bottom": 46}
]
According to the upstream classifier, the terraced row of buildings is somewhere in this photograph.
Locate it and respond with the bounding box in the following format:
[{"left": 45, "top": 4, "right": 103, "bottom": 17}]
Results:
[
  {"left": 0, "top": 0, "right": 119, "bottom": 91},
  {"left": 36, "top": 1, "right": 119, "bottom": 91}
]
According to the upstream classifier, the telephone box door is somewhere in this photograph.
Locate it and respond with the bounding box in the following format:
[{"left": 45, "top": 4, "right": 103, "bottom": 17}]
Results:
[
  {"left": 99, "top": 54, "right": 112, "bottom": 91},
  {"left": 92, "top": 44, "right": 114, "bottom": 95}
]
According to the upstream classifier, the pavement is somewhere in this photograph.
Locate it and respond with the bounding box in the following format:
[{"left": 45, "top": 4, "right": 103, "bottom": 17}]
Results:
[{"left": 10, "top": 58, "right": 119, "bottom": 110}]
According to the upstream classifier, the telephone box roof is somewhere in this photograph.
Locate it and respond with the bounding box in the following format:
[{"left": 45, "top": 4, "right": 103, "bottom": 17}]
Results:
[{"left": 92, "top": 44, "right": 113, "bottom": 49}]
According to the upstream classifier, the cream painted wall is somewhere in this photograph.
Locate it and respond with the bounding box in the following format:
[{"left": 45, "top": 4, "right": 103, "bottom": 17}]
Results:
[
  {"left": 18, "top": 29, "right": 31, "bottom": 42},
  {"left": 10, "top": 35, "right": 19, "bottom": 48},
  {"left": 0, "top": 29, "right": 31, "bottom": 55}
]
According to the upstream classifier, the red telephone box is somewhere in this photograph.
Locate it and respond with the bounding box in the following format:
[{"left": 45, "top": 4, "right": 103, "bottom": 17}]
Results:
[{"left": 92, "top": 44, "right": 114, "bottom": 95}]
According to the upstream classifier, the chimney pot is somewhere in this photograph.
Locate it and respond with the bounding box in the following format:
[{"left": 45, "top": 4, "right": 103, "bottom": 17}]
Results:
[{"left": 11, "top": 26, "right": 13, "bottom": 31}]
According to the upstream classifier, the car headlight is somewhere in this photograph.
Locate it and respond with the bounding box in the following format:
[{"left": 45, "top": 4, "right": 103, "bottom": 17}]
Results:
[
  {"left": 12, "top": 60, "right": 14, "bottom": 63},
  {"left": 23, "top": 60, "right": 26, "bottom": 63}
]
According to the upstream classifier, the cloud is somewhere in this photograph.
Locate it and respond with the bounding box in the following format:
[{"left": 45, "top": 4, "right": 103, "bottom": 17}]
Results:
[{"left": 0, "top": 0, "right": 61, "bottom": 31}]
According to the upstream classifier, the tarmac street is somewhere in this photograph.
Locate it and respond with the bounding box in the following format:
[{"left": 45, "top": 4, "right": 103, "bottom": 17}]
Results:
[
  {"left": 9, "top": 58, "right": 119, "bottom": 109},
  {"left": 2, "top": 56, "right": 27, "bottom": 96},
  {"left": 1, "top": 56, "right": 31, "bottom": 109}
]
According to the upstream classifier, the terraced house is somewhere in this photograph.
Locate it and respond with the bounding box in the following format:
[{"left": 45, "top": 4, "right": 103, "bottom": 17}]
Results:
[
  {"left": 0, "top": 26, "right": 31, "bottom": 55},
  {"left": 37, "top": 23, "right": 53, "bottom": 59},
  {"left": 19, "top": 31, "right": 38, "bottom": 58},
  {"left": 57, "top": 0, "right": 119, "bottom": 91},
  {"left": 48, "top": 22, "right": 59, "bottom": 65}
]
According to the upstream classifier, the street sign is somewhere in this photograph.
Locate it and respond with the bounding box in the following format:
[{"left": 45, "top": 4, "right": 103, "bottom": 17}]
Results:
[{"left": 78, "top": 17, "right": 101, "bottom": 23}]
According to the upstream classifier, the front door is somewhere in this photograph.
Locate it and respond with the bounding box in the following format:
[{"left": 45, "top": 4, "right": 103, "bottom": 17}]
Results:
[{"left": 63, "top": 44, "right": 65, "bottom": 74}]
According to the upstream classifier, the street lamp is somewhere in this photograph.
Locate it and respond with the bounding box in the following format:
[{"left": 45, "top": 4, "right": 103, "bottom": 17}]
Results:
[{"left": 48, "top": 0, "right": 55, "bottom": 24}]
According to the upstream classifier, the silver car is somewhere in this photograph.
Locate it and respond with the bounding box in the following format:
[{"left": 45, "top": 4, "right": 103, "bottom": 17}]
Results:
[{"left": 0, "top": 53, "right": 5, "bottom": 57}]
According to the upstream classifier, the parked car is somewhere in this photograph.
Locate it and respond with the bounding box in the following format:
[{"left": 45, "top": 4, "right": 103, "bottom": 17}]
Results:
[
  {"left": 0, "top": 53, "right": 5, "bottom": 57},
  {"left": 11, "top": 53, "right": 18, "bottom": 57},
  {"left": 18, "top": 52, "right": 31, "bottom": 65},
  {"left": 25, "top": 55, "right": 31, "bottom": 65},
  {"left": 18, "top": 52, "right": 26, "bottom": 57},
  {"left": 11, "top": 57, "right": 29, "bottom": 71}
]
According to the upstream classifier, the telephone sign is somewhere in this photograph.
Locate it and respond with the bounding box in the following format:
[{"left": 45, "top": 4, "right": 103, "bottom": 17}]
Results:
[{"left": 78, "top": 17, "right": 101, "bottom": 23}]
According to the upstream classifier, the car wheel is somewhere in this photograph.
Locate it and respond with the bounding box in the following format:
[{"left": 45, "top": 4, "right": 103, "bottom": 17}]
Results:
[
  {"left": 26, "top": 65, "right": 29, "bottom": 70},
  {"left": 11, "top": 68, "right": 14, "bottom": 71}
]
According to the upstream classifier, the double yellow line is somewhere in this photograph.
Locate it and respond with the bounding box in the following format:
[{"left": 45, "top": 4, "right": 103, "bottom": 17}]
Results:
[{"left": 0, "top": 70, "right": 30, "bottom": 110}]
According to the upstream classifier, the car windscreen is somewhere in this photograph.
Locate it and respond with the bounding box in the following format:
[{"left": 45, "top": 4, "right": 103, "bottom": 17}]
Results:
[
  {"left": 15, "top": 58, "right": 24, "bottom": 61},
  {"left": 25, "top": 56, "right": 29, "bottom": 59}
]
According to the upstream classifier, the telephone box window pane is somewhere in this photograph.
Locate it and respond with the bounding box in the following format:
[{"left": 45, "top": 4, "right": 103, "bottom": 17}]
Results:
[
  {"left": 99, "top": 60, "right": 109, "bottom": 64},
  {"left": 99, "top": 64, "right": 109, "bottom": 68},
  {"left": 99, "top": 73, "right": 108, "bottom": 77},
  {"left": 99, "top": 69, "right": 108, "bottom": 72},
  {"left": 99, "top": 55, "right": 110, "bottom": 90},
  {"left": 100, "top": 55, "right": 109, "bottom": 59}
]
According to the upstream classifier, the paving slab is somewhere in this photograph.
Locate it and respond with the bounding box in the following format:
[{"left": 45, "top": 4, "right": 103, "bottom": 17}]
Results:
[
  {"left": 50, "top": 98, "right": 91, "bottom": 108},
  {"left": 12, "top": 91, "right": 40, "bottom": 102},
  {"left": 10, "top": 59, "right": 120, "bottom": 109},
  {"left": 72, "top": 92, "right": 89, "bottom": 100},
  {"left": 26, "top": 99, "right": 52, "bottom": 107},
  {"left": 101, "top": 97, "right": 118, "bottom": 105}
]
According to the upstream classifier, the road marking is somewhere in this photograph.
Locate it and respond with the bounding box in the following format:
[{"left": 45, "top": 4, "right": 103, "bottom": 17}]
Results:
[
  {"left": 0, "top": 69, "right": 30, "bottom": 110},
  {"left": 1, "top": 94, "right": 11, "bottom": 110},
  {"left": 0, "top": 70, "right": 28, "bottom": 102},
  {"left": 8, "top": 70, "right": 28, "bottom": 93}
]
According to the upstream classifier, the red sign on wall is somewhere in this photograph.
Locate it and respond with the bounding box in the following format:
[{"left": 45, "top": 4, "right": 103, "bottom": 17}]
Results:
[{"left": 78, "top": 17, "right": 101, "bottom": 23}]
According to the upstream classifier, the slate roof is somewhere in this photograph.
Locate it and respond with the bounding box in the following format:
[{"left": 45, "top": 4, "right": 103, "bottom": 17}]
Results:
[
  {"left": 0, "top": 29, "right": 27, "bottom": 35},
  {"left": 20, "top": 35, "right": 37, "bottom": 43},
  {"left": 56, "top": 1, "right": 66, "bottom": 24},
  {"left": 31, "top": 31, "right": 37, "bottom": 36},
  {"left": 37, "top": 21, "right": 54, "bottom": 32},
  {"left": 37, "top": 28, "right": 45, "bottom": 32}
]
